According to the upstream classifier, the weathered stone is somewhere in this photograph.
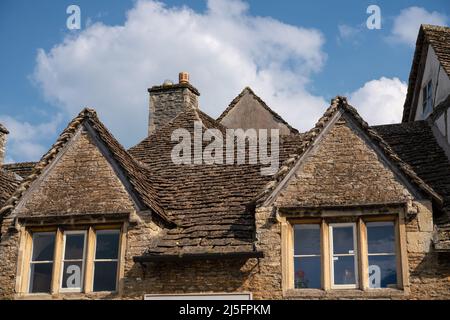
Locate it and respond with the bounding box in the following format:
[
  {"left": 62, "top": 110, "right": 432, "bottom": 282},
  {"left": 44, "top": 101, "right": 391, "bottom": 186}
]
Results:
[{"left": 407, "top": 232, "right": 433, "bottom": 253}]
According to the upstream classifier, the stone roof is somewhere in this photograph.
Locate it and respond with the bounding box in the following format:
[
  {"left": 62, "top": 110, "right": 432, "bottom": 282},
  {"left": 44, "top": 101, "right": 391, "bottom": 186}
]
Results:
[
  {"left": 0, "top": 169, "right": 19, "bottom": 209},
  {"left": 217, "top": 87, "right": 299, "bottom": 134},
  {"left": 402, "top": 24, "right": 450, "bottom": 122},
  {"left": 2, "top": 162, "right": 36, "bottom": 179},
  {"left": 373, "top": 121, "right": 450, "bottom": 250},
  {"left": 0, "top": 108, "right": 172, "bottom": 226},
  {"left": 2, "top": 96, "right": 450, "bottom": 255},
  {"left": 129, "top": 106, "right": 304, "bottom": 256},
  {"left": 0, "top": 124, "right": 8, "bottom": 134}
]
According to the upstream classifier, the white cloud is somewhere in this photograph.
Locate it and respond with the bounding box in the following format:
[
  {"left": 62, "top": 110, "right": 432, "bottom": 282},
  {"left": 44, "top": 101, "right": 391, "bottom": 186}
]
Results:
[
  {"left": 390, "top": 7, "right": 448, "bottom": 47},
  {"left": 337, "top": 24, "right": 363, "bottom": 44},
  {"left": 32, "top": 0, "right": 328, "bottom": 147},
  {"left": 0, "top": 114, "right": 63, "bottom": 163},
  {"left": 348, "top": 77, "right": 407, "bottom": 126},
  {"left": 338, "top": 24, "right": 358, "bottom": 39}
]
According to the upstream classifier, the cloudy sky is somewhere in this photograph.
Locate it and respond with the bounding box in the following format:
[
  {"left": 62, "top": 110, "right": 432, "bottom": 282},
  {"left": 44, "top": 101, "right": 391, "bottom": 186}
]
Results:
[{"left": 0, "top": 0, "right": 448, "bottom": 163}]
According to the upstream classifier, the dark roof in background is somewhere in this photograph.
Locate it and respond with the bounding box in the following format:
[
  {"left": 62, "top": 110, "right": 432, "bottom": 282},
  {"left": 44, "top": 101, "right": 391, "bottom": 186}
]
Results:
[
  {"left": 217, "top": 87, "right": 299, "bottom": 134},
  {"left": 2, "top": 162, "right": 36, "bottom": 179},
  {"left": 129, "top": 106, "right": 305, "bottom": 256},
  {"left": 373, "top": 121, "right": 450, "bottom": 250},
  {"left": 373, "top": 121, "right": 450, "bottom": 218},
  {"left": 402, "top": 24, "right": 450, "bottom": 122}
]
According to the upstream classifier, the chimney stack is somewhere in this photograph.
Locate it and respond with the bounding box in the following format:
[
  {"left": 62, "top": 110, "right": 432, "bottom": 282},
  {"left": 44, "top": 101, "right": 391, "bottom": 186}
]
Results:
[
  {"left": 0, "top": 123, "right": 9, "bottom": 166},
  {"left": 148, "top": 72, "right": 200, "bottom": 135}
]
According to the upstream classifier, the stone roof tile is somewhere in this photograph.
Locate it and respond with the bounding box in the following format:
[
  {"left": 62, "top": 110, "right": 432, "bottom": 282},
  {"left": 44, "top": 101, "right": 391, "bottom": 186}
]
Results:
[{"left": 129, "top": 106, "right": 305, "bottom": 256}]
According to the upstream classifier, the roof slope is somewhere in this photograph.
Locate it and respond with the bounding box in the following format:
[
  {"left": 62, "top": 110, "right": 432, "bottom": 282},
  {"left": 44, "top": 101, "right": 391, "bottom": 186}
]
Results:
[
  {"left": 2, "top": 162, "right": 36, "bottom": 179},
  {"left": 0, "top": 124, "right": 8, "bottom": 134},
  {"left": 217, "top": 87, "right": 299, "bottom": 134},
  {"left": 373, "top": 121, "right": 450, "bottom": 250},
  {"left": 0, "top": 169, "right": 19, "bottom": 208},
  {"left": 129, "top": 106, "right": 304, "bottom": 256},
  {"left": 402, "top": 24, "right": 450, "bottom": 122},
  {"left": 0, "top": 109, "right": 171, "bottom": 225},
  {"left": 373, "top": 121, "right": 450, "bottom": 218}
]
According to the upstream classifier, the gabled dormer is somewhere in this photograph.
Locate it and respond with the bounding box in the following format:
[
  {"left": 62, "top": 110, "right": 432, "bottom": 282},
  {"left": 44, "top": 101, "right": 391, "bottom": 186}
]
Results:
[{"left": 402, "top": 25, "right": 450, "bottom": 148}]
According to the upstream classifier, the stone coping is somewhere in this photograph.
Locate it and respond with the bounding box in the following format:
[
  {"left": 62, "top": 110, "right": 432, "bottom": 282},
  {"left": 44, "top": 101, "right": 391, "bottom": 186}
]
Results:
[{"left": 284, "top": 288, "right": 408, "bottom": 300}]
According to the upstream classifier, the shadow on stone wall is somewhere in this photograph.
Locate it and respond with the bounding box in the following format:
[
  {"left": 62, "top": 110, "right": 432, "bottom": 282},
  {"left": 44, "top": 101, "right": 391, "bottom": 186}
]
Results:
[
  {"left": 122, "top": 258, "right": 260, "bottom": 298},
  {"left": 409, "top": 250, "right": 450, "bottom": 298}
]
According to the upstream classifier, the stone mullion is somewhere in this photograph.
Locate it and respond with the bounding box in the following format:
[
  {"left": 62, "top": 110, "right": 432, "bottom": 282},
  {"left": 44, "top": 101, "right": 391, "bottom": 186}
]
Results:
[
  {"left": 84, "top": 227, "right": 96, "bottom": 293},
  {"left": 51, "top": 228, "right": 63, "bottom": 294}
]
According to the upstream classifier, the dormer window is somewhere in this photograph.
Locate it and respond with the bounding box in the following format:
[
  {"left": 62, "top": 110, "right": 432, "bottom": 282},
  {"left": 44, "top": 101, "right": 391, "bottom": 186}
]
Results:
[
  {"left": 422, "top": 80, "right": 433, "bottom": 116},
  {"left": 21, "top": 226, "right": 123, "bottom": 295}
]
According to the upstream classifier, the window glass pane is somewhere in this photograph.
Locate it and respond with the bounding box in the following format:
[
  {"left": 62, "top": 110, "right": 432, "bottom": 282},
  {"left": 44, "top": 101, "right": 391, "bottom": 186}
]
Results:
[
  {"left": 294, "top": 257, "right": 321, "bottom": 289},
  {"left": 294, "top": 225, "right": 320, "bottom": 255},
  {"left": 332, "top": 226, "right": 354, "bottom": 254},
  {"left": 64, "top": 233, "right": 85, "bottom": 260},
  {"left": 61, "top": 261, "right": 83, "bottom": 289},
  {"left": 32, "top": 233, "right": 55, "bottom": 261},
  {"left": 29, "top": 263, "right": 53, "bottom": 293},
  {"left": 95, "top": 231, "right": 119, "bottom": 259},
  {"left": 367, "top": 222, "right": 395, "bottom": 254},
  {"left": 333, "top": 256, "right": 356, "bottom": 285},
  {"left": 93, "top": 261, "right": 118, "bottom": 292},
  {"left": 368, "top": 255, "right": 397, "bottom": 288}
]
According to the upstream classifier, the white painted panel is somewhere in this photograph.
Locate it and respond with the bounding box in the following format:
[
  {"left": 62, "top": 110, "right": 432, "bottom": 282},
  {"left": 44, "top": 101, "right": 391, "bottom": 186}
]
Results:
[
  {"left": 435, "top": 113, "right": 446, "bottom": 137},
  {"left": 144, "top": 292, "right": 252, "bottom": 300},
  {"left": 414, "top": 45, "right": 450, "bottom": 121}
]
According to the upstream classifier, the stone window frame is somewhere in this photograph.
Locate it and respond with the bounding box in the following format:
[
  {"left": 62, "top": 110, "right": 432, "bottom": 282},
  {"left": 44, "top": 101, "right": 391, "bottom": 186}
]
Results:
[
  {"left": 280, "top": 208, "right": 409, "bottom": 297},
  {"left": 15, "top": 223, "right": 127, "bottom": 297}
]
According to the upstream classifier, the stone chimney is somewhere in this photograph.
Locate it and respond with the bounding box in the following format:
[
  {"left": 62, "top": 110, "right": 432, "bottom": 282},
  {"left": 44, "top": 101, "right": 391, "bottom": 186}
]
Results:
[
  {"left": 0, "top": 123, "right": 9, "bottom": 166},
  {"left": 148, "top": 72, "right": 200, "bottom": 135}
]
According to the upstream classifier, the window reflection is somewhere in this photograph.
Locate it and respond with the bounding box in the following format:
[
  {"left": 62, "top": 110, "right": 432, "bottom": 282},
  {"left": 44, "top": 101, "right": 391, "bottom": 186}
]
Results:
[
  {"left": 293, "top": 225, "right": 321, "bottom": 289},
  {"left": 367, "top": 222, "right": 397, "bottom": 288}
]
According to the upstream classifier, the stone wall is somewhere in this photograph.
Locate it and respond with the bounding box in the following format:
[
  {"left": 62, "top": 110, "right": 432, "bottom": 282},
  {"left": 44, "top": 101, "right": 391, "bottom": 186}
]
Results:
[
  {"left": 406, "top": 201, "right": 450, "bottom": 299},
  {"left": 0, "top": 217, "right": 20, "bottom": 299},
  {"left": 148, "top": 85, "right": 199, "bottom": 135}
]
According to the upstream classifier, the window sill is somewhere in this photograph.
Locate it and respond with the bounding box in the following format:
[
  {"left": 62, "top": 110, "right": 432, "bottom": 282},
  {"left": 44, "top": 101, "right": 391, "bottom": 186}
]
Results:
[
  {"left": 15, "top": 291, "right": 119, "bottom": 300},
  {"left": 284, "top": 288, "right": 408, "bottom": 300}
]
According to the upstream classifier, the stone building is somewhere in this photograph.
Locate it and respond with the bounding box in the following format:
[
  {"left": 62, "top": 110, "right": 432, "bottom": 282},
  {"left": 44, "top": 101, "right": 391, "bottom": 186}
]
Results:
[{"left": 0, "top": 25, "right": 449, "bottom": 300}]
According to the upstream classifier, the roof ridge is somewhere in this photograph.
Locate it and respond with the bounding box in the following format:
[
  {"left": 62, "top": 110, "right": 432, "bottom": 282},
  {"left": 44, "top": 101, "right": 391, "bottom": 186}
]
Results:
[
  {"left": 372, "top": 120, "right": 428, "bottom": 129},
  {"left": 0, "top": 123, "right": 9, "bottom": 134},
  {"left": 422, "top": 24, "right": 450, "bottom": 32},
  {"left": 216, "top": 87, "right": 299, "bottom": 133},
  {"left": 254, "top": 96, "right": 442, "bottom": 205}
]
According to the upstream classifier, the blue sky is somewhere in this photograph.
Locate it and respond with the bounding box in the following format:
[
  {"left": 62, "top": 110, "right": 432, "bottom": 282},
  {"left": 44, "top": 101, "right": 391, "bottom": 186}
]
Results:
[{"left": 0, "top": 0, "right": 449, "bottom": 163}]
